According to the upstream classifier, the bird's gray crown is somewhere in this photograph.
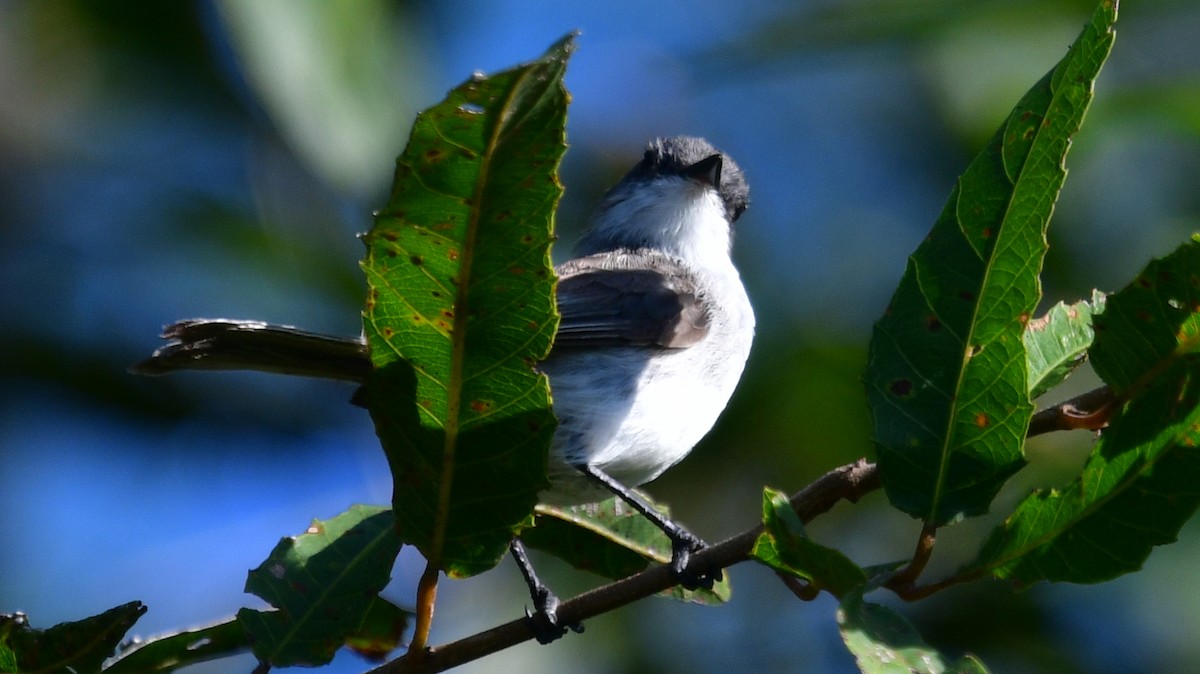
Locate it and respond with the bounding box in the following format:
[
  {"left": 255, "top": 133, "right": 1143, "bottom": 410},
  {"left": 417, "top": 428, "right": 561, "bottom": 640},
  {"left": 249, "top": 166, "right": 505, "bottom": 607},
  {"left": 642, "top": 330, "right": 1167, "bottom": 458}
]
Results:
[{"left": 626, "top": 136, "right": 750, "bottom": 222}]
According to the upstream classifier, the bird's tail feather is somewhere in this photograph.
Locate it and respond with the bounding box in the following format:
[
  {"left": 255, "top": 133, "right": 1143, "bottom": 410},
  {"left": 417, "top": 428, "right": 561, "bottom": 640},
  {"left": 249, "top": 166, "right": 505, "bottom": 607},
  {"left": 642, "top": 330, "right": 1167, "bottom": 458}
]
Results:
[{"left": 131, "top": 319, "right": 371, "bottom": 383}]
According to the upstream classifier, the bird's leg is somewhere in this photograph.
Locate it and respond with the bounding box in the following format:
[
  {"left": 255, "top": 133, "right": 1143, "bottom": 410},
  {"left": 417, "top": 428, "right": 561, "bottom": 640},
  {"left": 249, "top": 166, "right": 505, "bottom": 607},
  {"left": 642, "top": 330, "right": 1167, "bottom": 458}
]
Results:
[
  {"left": 510, "top": 538, "right": 583, "bottom": 644},
  {"left": 576, "top": 464, "right": 721, "bottom": 590}
]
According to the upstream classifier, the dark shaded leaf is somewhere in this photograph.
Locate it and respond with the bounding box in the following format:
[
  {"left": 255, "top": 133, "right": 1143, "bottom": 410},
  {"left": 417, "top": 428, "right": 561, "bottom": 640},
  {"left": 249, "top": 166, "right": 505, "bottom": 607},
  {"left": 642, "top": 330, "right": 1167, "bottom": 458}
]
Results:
[
  {"left": 343, "top": 598, "right": 410, "bottom": 663},
  {"left": 838, "top": 591, "right": 991, "bottom": 674},
  {"left": 526, "top": 497, "right": 731, "bottom": 605},
  {"left": 524, "top": 500, "right": 663, "bottom": 579},
  {"left": 104, "top": 618, "right": 247, "bottom": 674},
  {"left": 0, "top": 602, "right": 145, "bottom": 674},
  {"left": 238, "top": 505, "right": 403, "bottom": 667}
]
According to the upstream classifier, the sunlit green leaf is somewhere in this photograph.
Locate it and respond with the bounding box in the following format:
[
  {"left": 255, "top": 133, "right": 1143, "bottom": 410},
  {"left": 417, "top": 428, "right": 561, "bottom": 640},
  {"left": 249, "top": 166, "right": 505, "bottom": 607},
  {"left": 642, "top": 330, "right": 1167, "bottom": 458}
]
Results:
[
  {"left": 1025, "top": 290, "right": 1104, "bottom": 398},
  {"left": 865, "top": 1, "right": 1116, "bottom": 524},
  {"left": 361, "top": 35, "right": 571, "bottom": 578},
  {"left": 749, "top": 487, "right": 866, "bottom": 598},
  {"left": 971, "top": 236, "right": 1200, "bottom": 584}
]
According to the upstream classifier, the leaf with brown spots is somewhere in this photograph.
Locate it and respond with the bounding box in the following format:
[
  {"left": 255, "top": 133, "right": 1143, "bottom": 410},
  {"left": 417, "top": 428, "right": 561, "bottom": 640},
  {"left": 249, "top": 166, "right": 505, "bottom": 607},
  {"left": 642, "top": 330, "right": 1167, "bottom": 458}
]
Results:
[
  {"left": 360, "top": 35, "right": 570, "bottom": 577},
  {"left": 864, "top": 2, "right": 1116, "bottom": 524},
  {"left": 971, "top": 237, "right": 1200, "bottom": 585}
]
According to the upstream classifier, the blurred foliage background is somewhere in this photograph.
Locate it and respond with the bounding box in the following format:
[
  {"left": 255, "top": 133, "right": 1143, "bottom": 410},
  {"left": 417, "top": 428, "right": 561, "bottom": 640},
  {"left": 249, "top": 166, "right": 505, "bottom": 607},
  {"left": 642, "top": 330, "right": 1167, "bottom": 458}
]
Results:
[{"left": 2, "top": 1, "right": 1199, "bottom": 672}]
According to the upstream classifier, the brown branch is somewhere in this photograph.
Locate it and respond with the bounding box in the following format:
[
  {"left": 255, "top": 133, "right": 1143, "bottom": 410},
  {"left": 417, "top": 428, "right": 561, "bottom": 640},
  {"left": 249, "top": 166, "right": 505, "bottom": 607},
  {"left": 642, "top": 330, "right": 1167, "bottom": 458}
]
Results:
[
  {"left": 891, "top": 567, "right": 985, "bottom": 601},
  {"left": 884, "top": 522, "right": 938, "bottom": 593},
  {"left": 776, "top": 571, "right": 819, "bottom": 601},
  {"left": 369, "top": 459, "right": 881, "bottom": 674},
  {"left": 1027, "top": 385, "right": 1117, "bottom": 437},
  {"left": 408, "top": 563, "right": 441, "bottom": 654}
]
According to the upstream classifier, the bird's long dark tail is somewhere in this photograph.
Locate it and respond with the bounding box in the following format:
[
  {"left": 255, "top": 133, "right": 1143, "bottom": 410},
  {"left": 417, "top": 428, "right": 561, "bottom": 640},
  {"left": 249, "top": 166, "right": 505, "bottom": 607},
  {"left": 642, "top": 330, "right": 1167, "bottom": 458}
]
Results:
[{"left": 131, "top": 319, "right": 371, "bottom": 383}]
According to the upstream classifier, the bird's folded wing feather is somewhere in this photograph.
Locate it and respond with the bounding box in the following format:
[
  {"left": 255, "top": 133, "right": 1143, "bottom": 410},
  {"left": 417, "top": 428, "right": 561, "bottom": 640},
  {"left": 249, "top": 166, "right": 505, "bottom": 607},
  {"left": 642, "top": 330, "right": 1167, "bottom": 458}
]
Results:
[{"left": 552, "top": 251, "right": 709, "bottom": 349}]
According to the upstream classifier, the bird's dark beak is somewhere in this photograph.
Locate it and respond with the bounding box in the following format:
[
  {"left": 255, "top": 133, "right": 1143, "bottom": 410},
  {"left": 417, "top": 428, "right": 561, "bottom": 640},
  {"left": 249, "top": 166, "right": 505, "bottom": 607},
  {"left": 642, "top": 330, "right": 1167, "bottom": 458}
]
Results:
[{"left": 683, "top": 154, "right": 723, "bottom": 188}]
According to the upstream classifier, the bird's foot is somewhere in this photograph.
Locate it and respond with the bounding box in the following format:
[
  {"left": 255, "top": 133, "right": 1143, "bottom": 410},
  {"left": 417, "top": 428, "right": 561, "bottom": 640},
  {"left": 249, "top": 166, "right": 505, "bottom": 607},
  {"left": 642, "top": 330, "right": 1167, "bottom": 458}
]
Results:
[
  {"left": 524, "top": 586, "right": 584, "bottom": 645},
  {"left": 669, "top": 529, "right": 722, "bottom": 591}
]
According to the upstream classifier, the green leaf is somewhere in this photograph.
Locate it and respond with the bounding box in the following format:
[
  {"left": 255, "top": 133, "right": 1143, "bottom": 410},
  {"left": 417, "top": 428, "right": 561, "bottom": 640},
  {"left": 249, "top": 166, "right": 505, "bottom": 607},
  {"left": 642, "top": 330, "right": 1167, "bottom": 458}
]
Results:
[
  {"left": 970, "top": 237, "right": 1200, "bottom": 585},
  {"left": 342, "top": 597, "right": 410, "bottom": 663},
  {"left": 103, "top": 619, "right": 248, "bottom": 674},
  {"left": 749, "top": 487, "right": 866, "bottom": 598},
  {"left": 103, "top": 599, "right": 407, "bottom": 673},
  {"left": 237, "top": 505, "right": 403, "bottom": 667},
  {"left": 524, "top": 500, "right": 664, "bottom": 579},
  {"left": 0, "top": 601, "right": 145, "bottom": 674},
  {"left": 525, "top": 497, "right": 731, "bottom": 605},
  {"left": 838, "top": 591, "right": 991, "bottom": 674},
  {"left": 1091, "top": 234, "right": 1200, "bottom": 393},
  {"left": 1025, "top": 290, "right": 1105, "bottom": 399},
  {"left": 864, "top": 2, "right": 1116, "bottom": 524},
  {"left": 360, "top": 35, "right": 571, "bottom": 578}
]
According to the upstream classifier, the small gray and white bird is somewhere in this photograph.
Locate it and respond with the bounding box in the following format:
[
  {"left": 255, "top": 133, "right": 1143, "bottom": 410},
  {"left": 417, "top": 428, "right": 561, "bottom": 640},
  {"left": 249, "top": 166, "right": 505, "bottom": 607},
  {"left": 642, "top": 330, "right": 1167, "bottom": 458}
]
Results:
[
  {"left": 136, "top": 135, "right": 755, "bottom": 637},
  {"left": 537, "top": 137, "right": 754, "bottom": 505}
]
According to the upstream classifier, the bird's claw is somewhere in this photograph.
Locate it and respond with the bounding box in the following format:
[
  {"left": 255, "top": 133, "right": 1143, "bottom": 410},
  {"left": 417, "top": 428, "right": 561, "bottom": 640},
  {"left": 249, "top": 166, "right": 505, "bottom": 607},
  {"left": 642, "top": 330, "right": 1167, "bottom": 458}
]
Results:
[
  {"left": 524, "top": 587, "right": 583, "bottom": 645},
  {"left": 669, "top": 531, "right": 722, "bottom": 591}
]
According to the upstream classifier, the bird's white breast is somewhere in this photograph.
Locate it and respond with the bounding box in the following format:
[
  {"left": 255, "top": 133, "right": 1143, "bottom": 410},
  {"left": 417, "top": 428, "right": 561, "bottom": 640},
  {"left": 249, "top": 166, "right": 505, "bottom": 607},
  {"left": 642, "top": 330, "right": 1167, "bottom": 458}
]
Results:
[{"left": 539, "top": 256, "right": 754, "bottom": 505}]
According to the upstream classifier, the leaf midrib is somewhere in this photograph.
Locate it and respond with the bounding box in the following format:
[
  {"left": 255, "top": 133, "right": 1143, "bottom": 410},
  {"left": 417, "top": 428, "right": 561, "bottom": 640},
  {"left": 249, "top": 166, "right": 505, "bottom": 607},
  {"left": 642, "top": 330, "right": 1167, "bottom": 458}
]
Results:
[{"left": 429, "top": 68, "right": 544, "bottom": 567}]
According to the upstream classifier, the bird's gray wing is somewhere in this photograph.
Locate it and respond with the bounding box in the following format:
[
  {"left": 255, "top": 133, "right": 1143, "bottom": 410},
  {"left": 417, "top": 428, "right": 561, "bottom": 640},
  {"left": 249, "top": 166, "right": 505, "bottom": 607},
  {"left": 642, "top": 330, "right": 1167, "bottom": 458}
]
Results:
[{"left": 552, "top": 251, "right": 709, "bottom": 349}]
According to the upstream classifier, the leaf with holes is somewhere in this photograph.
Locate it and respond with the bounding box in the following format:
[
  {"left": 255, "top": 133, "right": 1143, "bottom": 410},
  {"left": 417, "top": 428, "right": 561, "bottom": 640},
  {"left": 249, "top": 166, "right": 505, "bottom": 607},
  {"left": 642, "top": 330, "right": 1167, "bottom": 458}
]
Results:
[
  {"left": 525, "top": 496, "right": 731, "bottom": 605},
  {"left": 969, "top": 236, "right": 1200, "bottom": 585},
  {"left": 0, "top": 602, "right": 145, "bottom": 674},
  {"left": 864, "top": 2, "right": 1116, "bottom": 524},
  {"left": 1025, "top": 290, "right": 1105, "bottom": 399},
  {"left": 360, "top": 35, "right": 570, "bottom": 578},
  {"left": 104, "top": 618, "right": 248, "bottom": 674},
  {"left": 237, "top": 505, "right": 403, "bottom": 667}
]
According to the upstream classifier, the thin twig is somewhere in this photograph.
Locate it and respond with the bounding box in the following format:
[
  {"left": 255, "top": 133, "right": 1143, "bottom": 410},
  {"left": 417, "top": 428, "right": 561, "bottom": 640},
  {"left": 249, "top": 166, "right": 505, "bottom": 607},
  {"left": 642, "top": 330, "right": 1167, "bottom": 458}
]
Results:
[
  {"left": 884, "top": 522, "right": 938, "bottom": 593},
  {"left": 891, "top": 567, "right": 986, "bottom": 601},
  {"left": 1027, "top": 385, "right": 1116, "bottom": 436},
  {"left": 776, "top": 572, "right": 819, "bottom": 601},
  {"left": 409, "top": 564, "right": 441, "bottom": 654},
  {"left": 370, "top": 459, "right": 882, "bottom": 674}
]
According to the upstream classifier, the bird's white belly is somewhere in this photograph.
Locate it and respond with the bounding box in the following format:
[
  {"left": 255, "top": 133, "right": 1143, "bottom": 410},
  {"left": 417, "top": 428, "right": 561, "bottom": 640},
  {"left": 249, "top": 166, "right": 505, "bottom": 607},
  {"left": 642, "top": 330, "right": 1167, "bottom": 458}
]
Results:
[{"left": 538, "top": 331, "right": 750, "bottom": 504}]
